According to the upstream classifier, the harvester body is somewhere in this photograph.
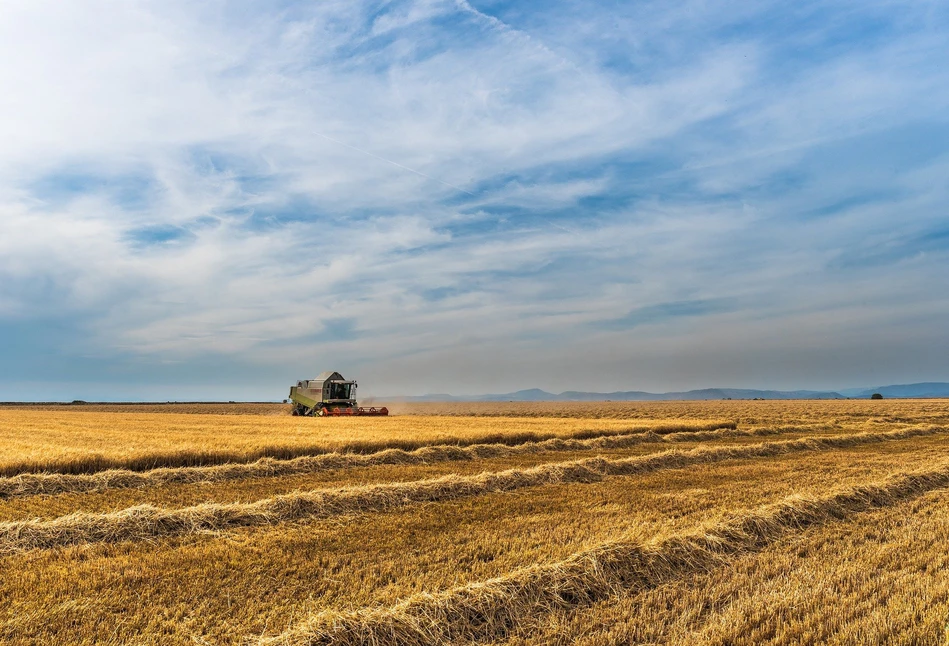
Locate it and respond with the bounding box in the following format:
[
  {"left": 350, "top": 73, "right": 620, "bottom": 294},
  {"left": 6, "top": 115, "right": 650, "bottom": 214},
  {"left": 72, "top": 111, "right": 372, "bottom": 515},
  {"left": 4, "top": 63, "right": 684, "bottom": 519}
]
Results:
[{"left": 289, "top": 371, "right": 388, "bottom": 416}]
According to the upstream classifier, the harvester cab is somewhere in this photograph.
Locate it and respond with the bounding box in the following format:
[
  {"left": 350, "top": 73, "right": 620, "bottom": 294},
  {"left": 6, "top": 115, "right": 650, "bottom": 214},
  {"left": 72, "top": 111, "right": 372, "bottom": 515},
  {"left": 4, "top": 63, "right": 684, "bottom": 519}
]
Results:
[{"left": 289, "top": 371, "right": 388, "bottom": 417}]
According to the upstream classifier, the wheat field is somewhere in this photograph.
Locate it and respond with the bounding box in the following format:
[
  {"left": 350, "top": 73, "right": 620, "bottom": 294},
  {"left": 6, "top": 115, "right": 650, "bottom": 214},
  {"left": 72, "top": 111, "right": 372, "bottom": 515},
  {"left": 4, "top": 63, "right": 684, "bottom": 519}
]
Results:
[{"left": 2, "top": 400, "right": 949, "bottom": 645}]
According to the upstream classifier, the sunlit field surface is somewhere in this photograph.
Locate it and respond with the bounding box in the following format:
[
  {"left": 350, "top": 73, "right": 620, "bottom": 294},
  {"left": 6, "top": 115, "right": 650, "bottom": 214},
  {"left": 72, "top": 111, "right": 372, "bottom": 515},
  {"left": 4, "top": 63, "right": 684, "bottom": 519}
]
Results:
[
  {"left": 0, "top": 408, "right": 731, "bottom": 475},
  {"left": 1, "top": 400, "right": 949, "bottom": 645}
]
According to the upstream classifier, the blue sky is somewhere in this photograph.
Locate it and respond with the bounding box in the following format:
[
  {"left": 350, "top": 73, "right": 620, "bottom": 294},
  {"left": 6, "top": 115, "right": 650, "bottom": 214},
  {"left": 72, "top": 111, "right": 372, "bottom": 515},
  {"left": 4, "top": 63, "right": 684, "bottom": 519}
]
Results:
[{"left": 1, "top": 0, "right": 948, "bottom": 399}]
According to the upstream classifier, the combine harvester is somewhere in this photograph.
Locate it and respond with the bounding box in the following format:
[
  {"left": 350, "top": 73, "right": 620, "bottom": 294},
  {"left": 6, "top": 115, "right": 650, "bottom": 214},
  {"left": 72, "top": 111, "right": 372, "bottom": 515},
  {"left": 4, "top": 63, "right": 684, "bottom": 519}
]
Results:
[{"left": 289, "top": 371, "right": 388, "bottom": 416}]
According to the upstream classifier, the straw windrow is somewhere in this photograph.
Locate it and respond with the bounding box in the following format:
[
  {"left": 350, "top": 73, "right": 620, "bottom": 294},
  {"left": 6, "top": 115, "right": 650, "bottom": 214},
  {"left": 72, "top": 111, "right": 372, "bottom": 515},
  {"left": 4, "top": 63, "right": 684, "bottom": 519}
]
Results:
[
  {"left": 261, "top": 460, "right": 949, "bottom": 646},
  {"left": 1, "top": 422, "right": 794, "bottom": 500},
  {"left": 0, "top": 425, "right": 943, "bottom": 553},
  {"left": 0, "top": 420, "right": 739, "bottom": 477}
]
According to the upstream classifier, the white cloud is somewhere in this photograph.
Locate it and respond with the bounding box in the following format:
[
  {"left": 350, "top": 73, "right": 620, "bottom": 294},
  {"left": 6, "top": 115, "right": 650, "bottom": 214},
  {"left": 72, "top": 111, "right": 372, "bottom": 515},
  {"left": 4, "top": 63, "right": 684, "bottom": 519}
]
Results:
[{"left": 0, "top": 0, "right": 947, "bottom": 395}]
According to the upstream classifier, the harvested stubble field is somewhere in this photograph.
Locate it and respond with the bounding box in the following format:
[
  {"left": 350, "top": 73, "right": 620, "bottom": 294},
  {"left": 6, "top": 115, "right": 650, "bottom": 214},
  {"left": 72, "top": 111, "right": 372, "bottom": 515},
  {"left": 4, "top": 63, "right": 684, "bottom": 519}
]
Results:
[
  {"left": 0, "top": 409, "right": 733, "bottom": 476},
  {"left": 2, "top": 401, "right": 949, "bottom": 645}
]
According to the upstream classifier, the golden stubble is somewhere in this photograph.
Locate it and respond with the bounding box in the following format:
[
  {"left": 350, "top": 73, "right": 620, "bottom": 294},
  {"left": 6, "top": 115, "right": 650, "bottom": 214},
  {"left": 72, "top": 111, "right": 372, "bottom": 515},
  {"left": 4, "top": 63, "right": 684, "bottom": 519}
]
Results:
[{"left": 0, "top": 399, "right": 948, "bottom": 645}]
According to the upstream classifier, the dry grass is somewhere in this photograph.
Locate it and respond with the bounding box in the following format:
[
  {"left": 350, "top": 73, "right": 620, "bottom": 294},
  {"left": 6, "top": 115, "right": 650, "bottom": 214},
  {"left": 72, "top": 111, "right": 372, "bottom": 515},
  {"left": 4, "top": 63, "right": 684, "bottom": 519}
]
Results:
[
  {"left": 1, "top": 402, "right": 289, "bottom": 415},
  {"left": 9, "top": 398, "right": 949, "bottom": 424},
  {"left": 0, "top": 422, "right": 785, "bottom": 500},
  {"left": 381, "top": 399, "right": 949, "bottom": 424},
  {"left": 267, "top": 460, "right": 949, "bottom": 646},
  {"left": 1, "top": 425, "right": 944, "bottom": 552},
  {"left": 495, "top": 490, "right": 949, "bottom": 646},
  {"left": 2, "top": 400, "right": 949, "bottom": 645},
  {"left": 5, "top": 439, "right": 946, "bottom": 645},
  {"left": 0, "top": 409, "right": 729, "bottom": 475}
]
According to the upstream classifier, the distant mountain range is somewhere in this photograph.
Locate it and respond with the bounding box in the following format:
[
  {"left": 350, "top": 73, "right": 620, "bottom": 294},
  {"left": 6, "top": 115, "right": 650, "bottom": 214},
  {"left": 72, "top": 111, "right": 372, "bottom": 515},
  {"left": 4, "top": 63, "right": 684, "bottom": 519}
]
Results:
[{"left": 386, "top": 382, "right": 949, "bottom": 402}]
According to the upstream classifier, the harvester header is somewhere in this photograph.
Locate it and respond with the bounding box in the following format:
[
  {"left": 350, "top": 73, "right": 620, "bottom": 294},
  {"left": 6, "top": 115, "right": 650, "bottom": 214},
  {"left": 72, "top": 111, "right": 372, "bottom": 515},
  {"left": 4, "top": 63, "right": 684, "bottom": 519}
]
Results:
[{"left": 289, "top": 371, "right": 388, "bottom": 416}]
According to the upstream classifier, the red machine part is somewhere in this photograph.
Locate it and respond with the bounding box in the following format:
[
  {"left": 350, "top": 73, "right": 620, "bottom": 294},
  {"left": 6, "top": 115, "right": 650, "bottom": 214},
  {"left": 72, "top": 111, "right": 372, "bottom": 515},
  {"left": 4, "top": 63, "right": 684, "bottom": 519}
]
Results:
[{"left": 319, "top": 406, "right": 389, "bottom": 416}]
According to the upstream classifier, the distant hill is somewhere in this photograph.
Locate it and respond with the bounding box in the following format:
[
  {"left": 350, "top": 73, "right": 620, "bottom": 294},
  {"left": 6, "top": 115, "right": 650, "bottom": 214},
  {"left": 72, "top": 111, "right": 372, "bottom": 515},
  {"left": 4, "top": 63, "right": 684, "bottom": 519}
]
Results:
[
  {"left": 843, "top": 382, "right": 949, "bottom": 399},
  {"left": 386, "top": 382, "right": 949, "bottom": 402}
]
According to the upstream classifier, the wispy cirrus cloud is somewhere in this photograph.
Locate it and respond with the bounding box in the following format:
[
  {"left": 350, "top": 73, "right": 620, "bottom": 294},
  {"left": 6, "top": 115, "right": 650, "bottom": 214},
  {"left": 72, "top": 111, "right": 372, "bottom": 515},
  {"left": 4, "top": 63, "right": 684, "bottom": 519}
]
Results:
[{"left": 0, "top": 0, "right": 947, "bottom": 399}]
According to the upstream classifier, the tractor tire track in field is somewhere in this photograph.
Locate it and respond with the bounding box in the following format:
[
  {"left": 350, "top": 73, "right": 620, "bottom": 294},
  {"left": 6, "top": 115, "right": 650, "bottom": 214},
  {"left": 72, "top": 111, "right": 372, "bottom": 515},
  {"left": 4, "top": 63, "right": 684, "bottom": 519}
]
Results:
[
  {"left": 259, "top": 459, "right": 949, "bottom": 646},
  {"left": 1, "top": 423, "right": 805, "bottom": 500},
  {"left": 0, "top": 426, "right": 944, "bottom": 553},
  {"left": 0, "top": 421, "right": 737, "bottom": 478}
]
